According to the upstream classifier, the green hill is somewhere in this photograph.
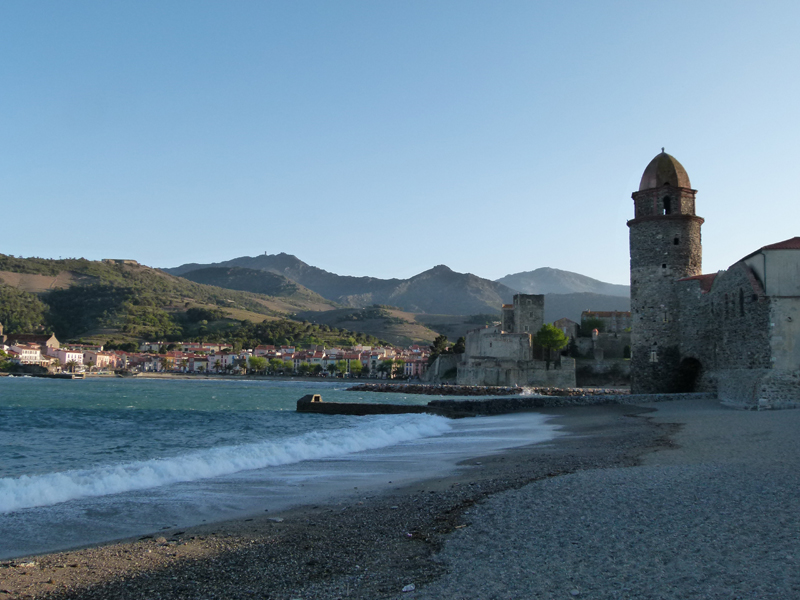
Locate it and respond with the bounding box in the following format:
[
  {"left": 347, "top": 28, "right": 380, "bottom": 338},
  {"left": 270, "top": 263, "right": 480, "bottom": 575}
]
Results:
[
  {"left": 178, "top": 266, "right": 334, "bottom": 311},
  {"left": 0, "top": 255, "right": 377, "bottom": 347}
]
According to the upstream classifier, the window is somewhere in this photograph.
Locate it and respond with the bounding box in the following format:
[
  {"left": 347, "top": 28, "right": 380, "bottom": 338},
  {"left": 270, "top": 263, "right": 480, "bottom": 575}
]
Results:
[
  {"left": 523, "top": 325, "right": 529, "bottom": 332},
  {"left": 663, "top": 197, "right": 671, "bottom": 214},
  {"left": 673, "top": 237, "right": 680, "bottom": 245},
  {"left": 649, "top": 349, "right": 658, "bottom": 363}
]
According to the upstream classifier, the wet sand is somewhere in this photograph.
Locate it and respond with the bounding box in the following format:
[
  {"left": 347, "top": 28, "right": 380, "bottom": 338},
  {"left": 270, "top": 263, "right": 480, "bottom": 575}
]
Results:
[{"left": 0, "top": 404, "right": 674, "bottom": 599}]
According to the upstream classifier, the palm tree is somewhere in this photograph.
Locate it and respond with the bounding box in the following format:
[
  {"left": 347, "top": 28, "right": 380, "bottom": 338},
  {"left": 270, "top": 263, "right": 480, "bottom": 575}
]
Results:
[{"left": 65, "top": 360, "right": 78, "bottom": 373}]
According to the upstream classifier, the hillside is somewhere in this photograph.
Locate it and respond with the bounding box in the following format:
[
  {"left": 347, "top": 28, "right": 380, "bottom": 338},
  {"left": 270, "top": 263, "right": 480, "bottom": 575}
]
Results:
[
  {"left": 166, "top": 253, "right": 402, "bottom": 301},
  {"left": 295, "top": 306, "right": 441, "bottom": 346},
  {"left": 0, "top": 255, "right": 367, "bottom": 346},
  {"left": 177, "top": 267, "right": 336, "bottom": 312},
  {"left": 497, "top": 267, "right": 629, "bottom": 297},
  {"left": 543, "top": 292, "right": 631, "bottom": 323},
  {"left": 167, "top": 256, "right": 516, "bottom": 315}
]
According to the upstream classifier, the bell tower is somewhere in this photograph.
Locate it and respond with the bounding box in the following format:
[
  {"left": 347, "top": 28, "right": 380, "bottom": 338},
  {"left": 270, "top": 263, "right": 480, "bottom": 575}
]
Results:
[{"left": 628, "top": 150, "right": 703, "bottom": 393}]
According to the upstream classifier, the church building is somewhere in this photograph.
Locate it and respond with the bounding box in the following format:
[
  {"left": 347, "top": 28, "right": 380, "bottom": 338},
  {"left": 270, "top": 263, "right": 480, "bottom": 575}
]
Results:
[{"left": 629, "top": 151, "right": 800, "bottom": 409}]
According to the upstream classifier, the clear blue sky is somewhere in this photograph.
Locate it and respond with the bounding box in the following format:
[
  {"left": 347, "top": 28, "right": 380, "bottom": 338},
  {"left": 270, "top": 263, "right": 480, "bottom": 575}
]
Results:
[{"left": 2, "top": 1, "right": 798, "bottom": 285}]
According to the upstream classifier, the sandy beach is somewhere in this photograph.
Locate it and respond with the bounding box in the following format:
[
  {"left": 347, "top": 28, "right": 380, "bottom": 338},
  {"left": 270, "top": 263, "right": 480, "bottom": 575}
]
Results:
[{"left": 4, "top": 398, "right": 797, "bottom": 599}]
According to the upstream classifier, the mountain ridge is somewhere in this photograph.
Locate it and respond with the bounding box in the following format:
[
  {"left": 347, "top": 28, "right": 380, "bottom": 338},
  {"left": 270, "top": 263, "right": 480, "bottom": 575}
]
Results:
[
  {"left": 165, "top": 255, "right": 630, "bottom": 318},
  {"left": 496, "top": 267, "right": 629, "bottom": 297}
]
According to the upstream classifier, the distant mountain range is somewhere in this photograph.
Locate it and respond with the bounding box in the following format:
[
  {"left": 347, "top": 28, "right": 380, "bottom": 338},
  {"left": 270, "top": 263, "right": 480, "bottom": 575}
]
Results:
[
  {"left": 496, "top": 267, "right": 629, "bottom": 297},
  {"left": 164, "top": 254, "right": 630, "bottom": 321}
]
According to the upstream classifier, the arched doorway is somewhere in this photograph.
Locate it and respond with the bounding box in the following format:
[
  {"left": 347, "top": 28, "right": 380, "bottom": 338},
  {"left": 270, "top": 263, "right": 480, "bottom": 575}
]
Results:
[{"left": 676, "top": 357, "right": 702, "bottom": 392}]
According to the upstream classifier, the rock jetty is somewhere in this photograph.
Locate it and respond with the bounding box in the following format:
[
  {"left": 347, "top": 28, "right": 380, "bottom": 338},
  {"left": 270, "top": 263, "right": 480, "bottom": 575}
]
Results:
[
  {"left": 296, "top": 394, "right": 475, "bottom": 418},
  {"left": 346, "top": 383, "right": 630, "bottom": 397}
]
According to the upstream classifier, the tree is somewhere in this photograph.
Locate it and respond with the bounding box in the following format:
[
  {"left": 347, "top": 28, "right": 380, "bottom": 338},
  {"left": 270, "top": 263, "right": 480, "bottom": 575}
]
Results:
[
  {"left": 65, "top": 360, "right": 79, "bottom": 373},
  {"left": 428, "top": 335, "right": 450, "bottom": 365},
  {"left": 249, "top": 356, "right": 267, "bottom": 375},
  {"left": 533, "top": 324, "right": 569, "bottom": 370},
  {"left": 282, "top": 360, "right": 294, "bottom": 373},
  {"left": 350, "top": 361, "right": 363, "bottom": 377},
  {"left": 298, "top": 362, "right": 311, "bottom": 376},
  {"left": 327, "top": 363, "right": 337, "bottom": 376},
  {"left": 361, "top": 363, "right": 370, "bottom": 378},
  {"left": 393, "top": 359, "right": 405, "bottom": 379},
  {"left": 378, "top": 359, "right": 396, "bottom": 378},
  {"left": 453, "top": 336, "right": 466, "bottom": 354},
  {"left": 313, "top": 364, "right": 324, "bottom": 375},
  {"left": 269, "top": 358, "right": 284, "bottom": 374},
  {"left": 336, "top": 360, "right": 348, "bottom": 377},
  {"left": 85, "top": 360, "right": 95, "bottom": 373}
]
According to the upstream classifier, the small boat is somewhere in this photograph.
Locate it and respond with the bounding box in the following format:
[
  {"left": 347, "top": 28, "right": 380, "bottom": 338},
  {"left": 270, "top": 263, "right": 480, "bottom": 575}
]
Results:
[{"left": 114, "top": 369, "right": 140, "bottom": 378}]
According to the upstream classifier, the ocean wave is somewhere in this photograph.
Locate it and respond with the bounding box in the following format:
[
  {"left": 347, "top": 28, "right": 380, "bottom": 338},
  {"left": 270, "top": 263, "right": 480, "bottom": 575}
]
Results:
[{"left": 0, "top": 414, "right": 452, "bottom": 513}]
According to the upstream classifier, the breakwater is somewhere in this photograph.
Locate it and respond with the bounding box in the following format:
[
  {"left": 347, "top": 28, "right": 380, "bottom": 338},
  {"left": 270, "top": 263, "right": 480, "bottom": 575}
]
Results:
[
  {"left": 428, "top": 392, "right": 715, "bottom": 414},
  {"left": 303, "top": 390, "right": 717, "bottom": 418},
  {"left": 346, "top": 383, "right": 631, "bottom": 397},
  {"left": 296, "top": 394, "right": 475, "bottom": 418}
]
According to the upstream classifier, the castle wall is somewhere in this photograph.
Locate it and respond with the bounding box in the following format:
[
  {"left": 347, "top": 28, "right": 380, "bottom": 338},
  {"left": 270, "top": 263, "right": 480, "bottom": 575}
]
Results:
[
  {"left": 464, "top": 327, "right": 532, "bottom": 362},
  {"left": 457, "top": 357, "right": 576, "bottom": 388}
]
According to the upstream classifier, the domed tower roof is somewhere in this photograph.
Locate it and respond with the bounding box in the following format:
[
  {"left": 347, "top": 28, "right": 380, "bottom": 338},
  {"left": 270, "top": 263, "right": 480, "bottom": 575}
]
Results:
[{"left": 639, "top": 149, "right": 691, "bottom": 191}]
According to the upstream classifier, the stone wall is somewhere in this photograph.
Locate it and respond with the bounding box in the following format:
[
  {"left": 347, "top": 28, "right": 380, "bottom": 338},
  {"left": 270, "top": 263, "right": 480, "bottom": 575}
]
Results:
[
  {"left": 718, "top": 368, "right": 800, "bottom": 410},
  {"left": 628, "top": 214, "right": 703, "bottom": 393},
  {"left": 421, "top": 353, "right": 460, "bottom": 384},
  {"left": 512, "top": 294, "right": 544, "bottom": 334},
  {"left": 457, "top": 357, "right": 575, "bottom": 388},
  {"left": 464, "top": 327, "right": 532, "bottom": 362},
  {"left": 429, "top": 392, "right": 715, "bottom": 413}
]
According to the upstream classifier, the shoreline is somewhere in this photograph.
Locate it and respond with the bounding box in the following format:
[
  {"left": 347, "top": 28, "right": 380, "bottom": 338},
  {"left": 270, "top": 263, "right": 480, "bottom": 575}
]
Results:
[{"left": 0, "top": 403, "right": 673, "bottom": 599}]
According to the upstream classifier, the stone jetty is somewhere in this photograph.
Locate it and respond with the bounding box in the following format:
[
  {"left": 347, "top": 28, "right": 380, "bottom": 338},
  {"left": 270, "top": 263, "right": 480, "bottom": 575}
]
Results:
[
  {"left": 346, "top": 382, "right": 631, "bottom": 397},
  {"left": 296, "top": 394, "right": 475, "bottom": 418}
]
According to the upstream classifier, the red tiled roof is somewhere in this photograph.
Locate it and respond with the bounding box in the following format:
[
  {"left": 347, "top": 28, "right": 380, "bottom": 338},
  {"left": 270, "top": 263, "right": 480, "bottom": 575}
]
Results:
[
  {"left": 678, "top": 273, "right": 717, "bottom": 293},
  {"left": 761, "top": 237, "right": 800, "bottom": 251}
]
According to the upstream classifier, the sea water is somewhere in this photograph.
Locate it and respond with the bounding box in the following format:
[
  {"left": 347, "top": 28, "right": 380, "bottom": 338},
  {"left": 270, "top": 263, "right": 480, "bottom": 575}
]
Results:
[{"left": 0, "top": 377, "right": 561, "bottom": 559}]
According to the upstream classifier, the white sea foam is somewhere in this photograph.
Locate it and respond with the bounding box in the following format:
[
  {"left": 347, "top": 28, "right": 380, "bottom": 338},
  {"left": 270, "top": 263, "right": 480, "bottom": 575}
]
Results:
[{"left": 0, "top": 414, "right": 452, "bottom": 513}]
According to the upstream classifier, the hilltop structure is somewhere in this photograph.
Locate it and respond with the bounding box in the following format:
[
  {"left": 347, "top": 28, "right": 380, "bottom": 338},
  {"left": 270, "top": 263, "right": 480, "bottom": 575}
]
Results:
[
  {"left": 457, "top": 294, "right": 576, "bottom": 387},
  {"left": 629, "top": 151, "right": 800, "bottom": 409}
]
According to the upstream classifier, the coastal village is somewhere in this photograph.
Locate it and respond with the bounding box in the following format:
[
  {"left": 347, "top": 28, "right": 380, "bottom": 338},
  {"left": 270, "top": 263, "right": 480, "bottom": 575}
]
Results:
[
  {"left": 0, "top": 307, "right": 629, "bottom": 381},
  {"left": 0, "top": 324, "right": 432, "bottom": 378}
]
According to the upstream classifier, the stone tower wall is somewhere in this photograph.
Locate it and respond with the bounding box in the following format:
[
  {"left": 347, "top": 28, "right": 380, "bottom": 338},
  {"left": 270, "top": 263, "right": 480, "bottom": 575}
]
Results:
[
  {"left": 628, "top": 186, "right": 703, "bottom": 394},
  {"left": 501, "top": 305, "right": 515, "bottom": 332},
  {"left": 512, "top": 294, "right": 544, "bottom": 335}
]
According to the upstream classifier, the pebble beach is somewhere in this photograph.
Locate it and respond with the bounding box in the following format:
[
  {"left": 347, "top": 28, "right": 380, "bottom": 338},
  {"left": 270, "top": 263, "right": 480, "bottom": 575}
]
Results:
[{"left": 3, "top": 398, "right": 798, "bottom": 599}]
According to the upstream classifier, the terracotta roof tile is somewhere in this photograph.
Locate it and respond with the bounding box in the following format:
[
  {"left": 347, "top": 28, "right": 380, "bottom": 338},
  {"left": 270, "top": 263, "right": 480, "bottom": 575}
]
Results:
[
  {"left": 761, "top": 237, "right": 800, "bottom": 251},
  {"left": 678, "top": 273, "right": 717, "bottom": 293}
]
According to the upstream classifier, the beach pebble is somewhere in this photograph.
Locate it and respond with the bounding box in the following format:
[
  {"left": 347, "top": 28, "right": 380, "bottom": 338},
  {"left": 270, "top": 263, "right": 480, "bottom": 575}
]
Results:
[
  {"left": 402, "top": 583, "right": 416, "bottom": 592},
  {"left": 268, "top": 517, "right": 284, "bottom": 523},
  {"left": 570, "top": 589, "right": 580, "bottom": 596}
]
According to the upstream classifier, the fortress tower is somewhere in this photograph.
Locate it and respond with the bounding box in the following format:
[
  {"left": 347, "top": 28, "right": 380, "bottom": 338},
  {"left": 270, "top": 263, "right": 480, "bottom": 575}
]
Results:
[{"left": 628, "top": 150, "right": 703, "bottom": 393}]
